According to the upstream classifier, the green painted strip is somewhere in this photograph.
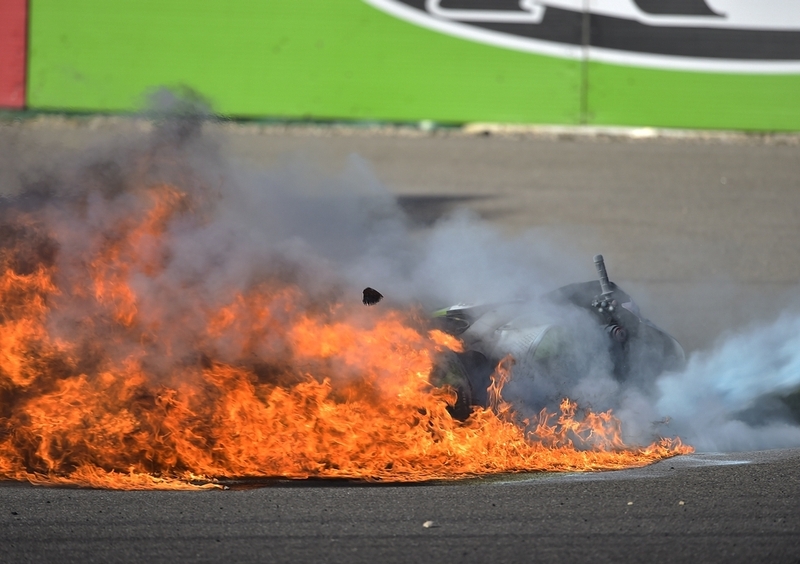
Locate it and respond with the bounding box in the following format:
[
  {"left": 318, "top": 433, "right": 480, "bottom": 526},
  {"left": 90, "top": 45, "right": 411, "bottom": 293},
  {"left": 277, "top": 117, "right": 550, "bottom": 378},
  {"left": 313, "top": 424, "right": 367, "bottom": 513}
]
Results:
[
  {"left": 587, "top": 62, "right": 800, "bottom": 132},
  {"left": 26, "top": 0, "right": 581, "bottom": 124}
]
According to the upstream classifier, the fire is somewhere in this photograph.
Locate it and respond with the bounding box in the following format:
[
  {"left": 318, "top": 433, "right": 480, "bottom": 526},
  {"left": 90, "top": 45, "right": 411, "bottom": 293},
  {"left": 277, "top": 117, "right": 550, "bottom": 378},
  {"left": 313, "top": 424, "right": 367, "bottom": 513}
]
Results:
[{"left": 0, "top": 182, "right": 691, "bottom": 490}]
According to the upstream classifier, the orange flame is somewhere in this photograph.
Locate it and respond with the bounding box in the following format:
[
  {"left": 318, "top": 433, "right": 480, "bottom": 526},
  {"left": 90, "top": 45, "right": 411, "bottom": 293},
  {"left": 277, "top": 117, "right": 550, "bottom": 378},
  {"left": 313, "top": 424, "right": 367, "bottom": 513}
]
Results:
[{"left": 0, "top": 183, "right": 691, "bottom": 490}]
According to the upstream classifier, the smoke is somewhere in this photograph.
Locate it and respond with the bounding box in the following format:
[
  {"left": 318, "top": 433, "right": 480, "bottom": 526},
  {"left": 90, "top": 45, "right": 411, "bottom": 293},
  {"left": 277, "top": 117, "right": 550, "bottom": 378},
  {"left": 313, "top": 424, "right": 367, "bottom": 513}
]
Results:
[
  {"left": 254, "top": 143, "right": 800, "bottom": 453},
  {"left": 654, "top": 314, "right": 800, "bottom": 451},
  {"left": 2, "top": 105, "right": 799, "bottom": 455}
]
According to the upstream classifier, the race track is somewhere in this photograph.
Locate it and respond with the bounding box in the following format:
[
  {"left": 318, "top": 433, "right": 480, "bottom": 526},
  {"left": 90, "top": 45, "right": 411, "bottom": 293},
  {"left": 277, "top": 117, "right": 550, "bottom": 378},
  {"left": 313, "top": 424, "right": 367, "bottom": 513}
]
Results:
[
  {"left": 1, "top": 449, "right": 798, "bottom": 564},
  {"left": 1, "top": 119, "right": 799, "bottom": 563}
]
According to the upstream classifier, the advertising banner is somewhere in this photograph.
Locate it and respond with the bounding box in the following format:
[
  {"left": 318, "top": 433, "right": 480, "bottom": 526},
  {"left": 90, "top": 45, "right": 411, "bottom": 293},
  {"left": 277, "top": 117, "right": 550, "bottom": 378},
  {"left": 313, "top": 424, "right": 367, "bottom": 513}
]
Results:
[
  {"left": 368, "top": 0, "right": 800, "bottom": 129},
  {"left": 25, "top": 0, "right": 800, "bottom": 130}
]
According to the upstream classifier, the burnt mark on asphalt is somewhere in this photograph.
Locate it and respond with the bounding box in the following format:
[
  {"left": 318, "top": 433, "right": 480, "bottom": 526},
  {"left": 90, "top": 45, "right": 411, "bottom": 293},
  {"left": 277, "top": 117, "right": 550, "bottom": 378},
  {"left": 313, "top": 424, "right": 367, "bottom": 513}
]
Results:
[{"left": 395, "top": 194, "right": 492, "bottom": 226}]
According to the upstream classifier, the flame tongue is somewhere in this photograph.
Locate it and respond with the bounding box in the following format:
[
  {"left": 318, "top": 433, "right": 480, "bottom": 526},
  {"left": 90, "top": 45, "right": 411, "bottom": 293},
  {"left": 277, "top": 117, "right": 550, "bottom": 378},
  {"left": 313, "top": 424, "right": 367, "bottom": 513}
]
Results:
[{"left": 0, "top": 183, "right": 691, "bottom": 490}]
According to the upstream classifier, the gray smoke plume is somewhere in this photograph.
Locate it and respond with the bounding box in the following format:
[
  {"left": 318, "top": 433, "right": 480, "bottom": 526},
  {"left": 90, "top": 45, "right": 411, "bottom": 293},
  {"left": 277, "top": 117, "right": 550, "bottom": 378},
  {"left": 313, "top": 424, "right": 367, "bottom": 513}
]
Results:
[
  {"left": 654, "top": 314, "right": 800, "bottom": 451},
  {"left": 384, "top": 207, "right": 800, "bottom": 452}
]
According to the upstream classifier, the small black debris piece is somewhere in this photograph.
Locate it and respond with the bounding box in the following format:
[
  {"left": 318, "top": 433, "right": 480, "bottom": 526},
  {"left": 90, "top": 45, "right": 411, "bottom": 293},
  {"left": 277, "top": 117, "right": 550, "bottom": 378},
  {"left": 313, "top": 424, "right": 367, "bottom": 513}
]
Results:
[{"left": 362, "top": 287, "right": 383, "bottom": 306}]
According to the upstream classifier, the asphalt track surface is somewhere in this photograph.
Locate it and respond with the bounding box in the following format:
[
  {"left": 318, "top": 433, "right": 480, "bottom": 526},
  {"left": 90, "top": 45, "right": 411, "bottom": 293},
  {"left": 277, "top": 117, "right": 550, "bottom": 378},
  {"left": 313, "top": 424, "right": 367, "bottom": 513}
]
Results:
[
  {"left": 0, "top": 449, "right": 798, "bottom": 564},
  {"left": 1, "top": 119, "right": 800, "bottom": 563}
]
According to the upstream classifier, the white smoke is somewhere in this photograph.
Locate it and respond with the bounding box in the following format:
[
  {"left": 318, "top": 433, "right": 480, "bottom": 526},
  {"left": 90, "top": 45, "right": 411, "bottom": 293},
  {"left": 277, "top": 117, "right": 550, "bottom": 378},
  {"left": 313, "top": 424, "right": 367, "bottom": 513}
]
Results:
[
  {"left": 654, "top": 314, "right": 800, "bottom": 451},
  {"left": 395, "top": 210, "right": 800, "bottom": 452},
  {"left": 294, "top": 144, "right": 800, "bottom": 454}
]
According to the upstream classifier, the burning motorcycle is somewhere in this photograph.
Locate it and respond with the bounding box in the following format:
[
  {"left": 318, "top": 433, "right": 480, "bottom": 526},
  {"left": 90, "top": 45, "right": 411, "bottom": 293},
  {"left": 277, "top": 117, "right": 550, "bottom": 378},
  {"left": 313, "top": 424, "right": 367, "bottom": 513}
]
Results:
[{"left": 367, "top": 254, "right": 686, "bottom": 419}]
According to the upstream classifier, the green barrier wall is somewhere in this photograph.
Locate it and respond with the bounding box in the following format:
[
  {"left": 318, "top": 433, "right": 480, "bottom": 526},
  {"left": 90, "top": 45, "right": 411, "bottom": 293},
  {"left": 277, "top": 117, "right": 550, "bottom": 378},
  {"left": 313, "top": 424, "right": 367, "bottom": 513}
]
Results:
[
  {"left": 588, "top": 63, "right": 800, "bottom": 131},
  {"left": 27, "top": 0, "right": 581, "bottom": 124},
  {"left": 26, "top": 0, "right": 800, "bottom": 130}
]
